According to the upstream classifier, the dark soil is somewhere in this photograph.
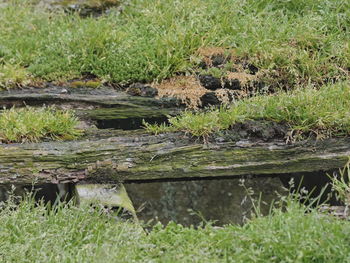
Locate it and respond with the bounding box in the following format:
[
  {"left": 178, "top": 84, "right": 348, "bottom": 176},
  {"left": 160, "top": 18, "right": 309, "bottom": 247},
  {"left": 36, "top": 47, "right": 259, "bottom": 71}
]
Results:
[
  {"left": 126, "top": 83, "right": 158, "bottom": 97},
  {"left": 200, "top": 92, "right": 221, "bottom": 107},
  {"left": 198, "top": 75, "right": 222, "bottom": 90},
  {"left": 212, "top": 120, "right": 289, "bottom": 143}
]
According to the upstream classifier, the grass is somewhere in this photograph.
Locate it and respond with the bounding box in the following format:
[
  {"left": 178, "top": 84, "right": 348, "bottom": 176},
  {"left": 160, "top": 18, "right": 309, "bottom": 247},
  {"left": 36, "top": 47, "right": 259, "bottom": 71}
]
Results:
[
  {"left": 145, "top": 81, "right": 350, "bottom": 139},
  {"left": 0, "top": 0, "right": 348, "bottom": 87},
  {"left": 329, "top": 160, "right": 350, "bottom": 206},
  {"left": 1, "top": 192, "right": 350, "bottom": 262},
  {"left": 0, "top": 63, "right": 31, "bottom": 89},
  {"left": 0, "top": 106, "right": 82, "bottom": 143}
]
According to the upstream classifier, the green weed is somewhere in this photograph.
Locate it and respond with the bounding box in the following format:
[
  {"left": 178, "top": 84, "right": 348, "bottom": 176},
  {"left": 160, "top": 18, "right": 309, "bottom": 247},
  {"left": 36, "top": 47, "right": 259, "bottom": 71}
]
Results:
[{"left": 328, "top": 160, "right": 350, "bottom": 206}]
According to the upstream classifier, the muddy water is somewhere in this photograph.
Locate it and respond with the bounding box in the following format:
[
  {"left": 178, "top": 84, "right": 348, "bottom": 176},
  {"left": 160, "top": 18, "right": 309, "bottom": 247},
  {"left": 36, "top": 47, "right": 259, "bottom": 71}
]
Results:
[
  {"left": 0, "top": 169, "right": 339, "bottom": 226},
  {"left": 0, "top": 178, "right": 284, "bottom": 225},
  {"left": 125, "top": 176, "right": 286, "bottom": 226}
]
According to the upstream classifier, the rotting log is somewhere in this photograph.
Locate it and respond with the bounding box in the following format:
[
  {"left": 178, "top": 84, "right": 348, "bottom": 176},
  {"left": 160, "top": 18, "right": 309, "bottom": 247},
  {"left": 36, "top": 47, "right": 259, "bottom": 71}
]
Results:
[
  {"left": 0, "top": 87, "right": 180, "bottom": 109},
  {"left": 1, "top": 132, "right": 350, "bottom": 184}
]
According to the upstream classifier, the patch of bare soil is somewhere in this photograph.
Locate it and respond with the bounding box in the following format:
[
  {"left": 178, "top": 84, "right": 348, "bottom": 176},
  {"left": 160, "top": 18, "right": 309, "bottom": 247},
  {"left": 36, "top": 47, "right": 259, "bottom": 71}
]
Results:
[
  {"left": 37, "top": 0, "right": 122, "bottom": 17},
  {"left": 154, "top": 76, "right": 207, "bottom": 108},
  {"left": 212, "top": 120, "right": 289, "bottom": 143}
]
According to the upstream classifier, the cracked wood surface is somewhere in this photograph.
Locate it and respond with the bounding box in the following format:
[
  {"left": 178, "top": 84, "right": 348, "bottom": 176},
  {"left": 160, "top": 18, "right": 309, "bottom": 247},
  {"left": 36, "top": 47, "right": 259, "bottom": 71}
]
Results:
[{"left": 1, "top": 132, "right": 349, "bottom": 184}]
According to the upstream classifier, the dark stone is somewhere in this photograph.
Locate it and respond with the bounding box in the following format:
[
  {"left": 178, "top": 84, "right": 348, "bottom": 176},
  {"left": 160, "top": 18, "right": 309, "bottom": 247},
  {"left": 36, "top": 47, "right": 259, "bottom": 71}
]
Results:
[
  {"left": 126, "top": 83, "right": 158, "bottom": 97},
  {"left": 199, "top": 75, "right": 222, "bottom": 90},
  {"left": 200, "top": 92, "right": 220, "bottom": 107},
  {"left": 223, "top": 78, "right": 241, "bottom": 90}
]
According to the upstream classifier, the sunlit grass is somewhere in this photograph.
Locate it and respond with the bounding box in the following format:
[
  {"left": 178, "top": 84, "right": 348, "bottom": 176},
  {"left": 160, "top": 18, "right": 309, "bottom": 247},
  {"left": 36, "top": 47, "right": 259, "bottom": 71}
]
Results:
[{"left": 0, "top": 106, "right": 83, "bottom": 143}]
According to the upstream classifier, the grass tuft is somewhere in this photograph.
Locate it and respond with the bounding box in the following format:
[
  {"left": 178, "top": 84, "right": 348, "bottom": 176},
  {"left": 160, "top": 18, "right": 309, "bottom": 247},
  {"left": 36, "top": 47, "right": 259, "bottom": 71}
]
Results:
[
  {"left": 0, "top": 63, "right": 31, "bottom": 89},
  {"left": 0, "top": 106, "right": 83, "bottom": 143}
]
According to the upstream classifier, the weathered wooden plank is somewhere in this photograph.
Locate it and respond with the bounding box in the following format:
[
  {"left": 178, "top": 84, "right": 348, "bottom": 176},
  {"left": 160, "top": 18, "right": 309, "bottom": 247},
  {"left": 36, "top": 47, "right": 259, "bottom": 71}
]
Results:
[
  {"left": 0, "top": 87, "right": 179, "bottom": 108},
  {"left": 0, "top": 132, "right": 349, "bottom": 184}
]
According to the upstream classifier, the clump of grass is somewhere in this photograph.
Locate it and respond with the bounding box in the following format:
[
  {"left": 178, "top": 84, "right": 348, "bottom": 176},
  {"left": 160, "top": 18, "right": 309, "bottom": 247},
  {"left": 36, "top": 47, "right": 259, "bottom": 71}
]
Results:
[
  {"left": 0, "top": 63, "right": 31, "bottom": 89},
  {"left": 146, "top": 82, "right": 350, "bottom": 139},
  {"left": 0, "top": 106, "right": 83, "bottom": 143}
]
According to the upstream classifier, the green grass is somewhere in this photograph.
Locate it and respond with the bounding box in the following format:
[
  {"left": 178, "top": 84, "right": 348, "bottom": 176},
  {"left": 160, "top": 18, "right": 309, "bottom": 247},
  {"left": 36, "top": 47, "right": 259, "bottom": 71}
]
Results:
[
  {"left": 145, "top": 81, "right": 350, "bottom": 138},
  {"left": 0, "top": 63, "right": 31, "bottom": 89},
  {"left": 0, "top": 106, "right": 82, "bottom": 143},
  {"left": 0, "top": 0, "right": 349, "bottom": 87},
  {"left": 1, "top": 196, "right": 350, "bottom": 262},
  {"left": 328, "top": 160, "right": 350, "bottom": 206}
]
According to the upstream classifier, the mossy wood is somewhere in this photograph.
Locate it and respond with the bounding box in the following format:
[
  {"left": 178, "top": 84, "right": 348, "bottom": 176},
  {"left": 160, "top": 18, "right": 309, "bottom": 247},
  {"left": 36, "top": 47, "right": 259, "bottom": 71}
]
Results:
[
  {"left": 0, "top": 133, "right": 349, "bottom": 184},
  {"left": 0, "top": 87, "right": 177, "bottom": 109}
]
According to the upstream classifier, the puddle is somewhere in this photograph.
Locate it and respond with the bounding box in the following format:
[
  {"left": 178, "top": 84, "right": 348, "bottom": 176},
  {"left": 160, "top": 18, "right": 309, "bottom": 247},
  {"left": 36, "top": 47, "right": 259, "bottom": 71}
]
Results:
[
  {"left": 0, "top": 169, "right": 342, "bottom": 226},
  {"left": 37, "top": 0, "right": 122, "bottom": 17},
  {"left": 125, "top": 169, "right": 342, "bottom": 226},
  {"left": 125, "top": 176, "right": 285, "bottom": 226},
  {"left": 280, "top": 170, "right": 341, "bottom": 206}
]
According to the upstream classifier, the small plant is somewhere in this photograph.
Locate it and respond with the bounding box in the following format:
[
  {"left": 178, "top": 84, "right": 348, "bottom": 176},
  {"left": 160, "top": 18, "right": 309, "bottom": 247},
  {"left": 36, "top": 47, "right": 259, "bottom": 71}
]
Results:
[
  {"left": 328, "top": 160, "right": 350, "bottom": 206},
  {"left": 142, "top": 120, "right": 174, "bottom": 135},
  {"left": 0, "top": 106, "right": 83, "bottom": 143},
  {"left": 2, "top": 190, "right": 350, "bottom": 262}
]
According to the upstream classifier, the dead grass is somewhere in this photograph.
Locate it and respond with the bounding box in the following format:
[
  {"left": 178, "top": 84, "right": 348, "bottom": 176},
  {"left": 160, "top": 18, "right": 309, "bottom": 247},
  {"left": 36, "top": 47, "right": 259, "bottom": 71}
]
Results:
[
  {"left": 214, "top": 89, "right": 232, "bottom": 104},
  {"left": 154, "top": 76, "right": 207, "bottom": 108},
  {"left": 226, "top": 72, "right": 255, "bottom": 85},
  {"left": 195, "top": 47, "right": 233, "bottom": 68}
]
